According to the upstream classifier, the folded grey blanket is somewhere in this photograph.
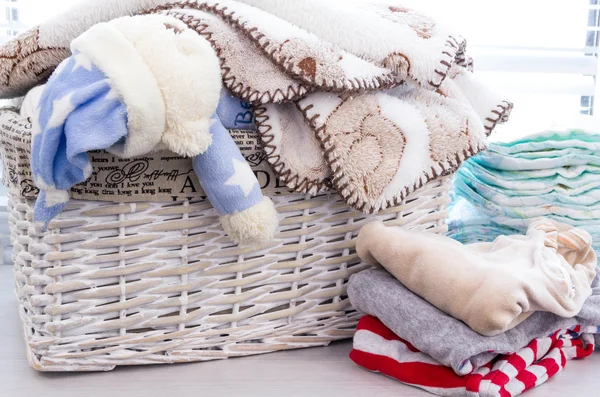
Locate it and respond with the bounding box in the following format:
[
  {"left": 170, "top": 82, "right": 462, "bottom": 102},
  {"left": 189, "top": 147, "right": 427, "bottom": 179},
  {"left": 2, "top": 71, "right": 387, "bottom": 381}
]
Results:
[{"left": 348, "top": 269, "right": 600, "bottom": 375}]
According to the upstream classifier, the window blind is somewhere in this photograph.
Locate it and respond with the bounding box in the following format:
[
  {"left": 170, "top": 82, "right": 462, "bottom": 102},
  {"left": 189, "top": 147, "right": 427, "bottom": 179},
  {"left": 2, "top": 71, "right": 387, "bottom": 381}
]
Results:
[
  {"left": 402, "top": 0, "right": 599, "bottom": 140},
  {"left": 0, "top": 0, "right": 23, "bottom": 43},
  {"left": 4, "top": 0, "right": 598, "bottom": 121}
]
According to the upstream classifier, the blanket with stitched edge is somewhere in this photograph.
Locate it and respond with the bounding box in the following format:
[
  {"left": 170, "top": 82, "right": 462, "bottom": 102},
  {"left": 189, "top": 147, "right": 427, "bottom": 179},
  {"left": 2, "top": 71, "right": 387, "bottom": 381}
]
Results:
[{"left": 0, "top": 0, "right": 513, "bottom": 214}]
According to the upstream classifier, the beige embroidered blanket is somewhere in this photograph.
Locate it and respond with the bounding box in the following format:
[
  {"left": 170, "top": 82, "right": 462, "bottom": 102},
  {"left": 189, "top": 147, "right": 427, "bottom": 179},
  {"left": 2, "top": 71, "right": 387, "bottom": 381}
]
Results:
[{"left": 0, "top": 0, "right": 512, "bottom": 213}]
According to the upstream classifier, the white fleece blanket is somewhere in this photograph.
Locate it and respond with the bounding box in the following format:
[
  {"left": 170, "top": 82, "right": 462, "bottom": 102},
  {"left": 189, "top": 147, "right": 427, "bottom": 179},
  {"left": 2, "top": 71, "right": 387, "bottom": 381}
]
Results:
[{"left": 0, "top": 0, "right": 512, "bottom": 213}]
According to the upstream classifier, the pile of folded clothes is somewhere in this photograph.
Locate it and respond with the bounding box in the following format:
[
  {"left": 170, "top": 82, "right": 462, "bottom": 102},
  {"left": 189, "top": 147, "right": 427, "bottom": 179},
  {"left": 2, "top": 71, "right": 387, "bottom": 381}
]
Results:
[
  {"left": 448, "top": 126, "right": 600, "bottom": 254},
  {"left": 348, "top": 219, "right": 600, "bottom": 397}
]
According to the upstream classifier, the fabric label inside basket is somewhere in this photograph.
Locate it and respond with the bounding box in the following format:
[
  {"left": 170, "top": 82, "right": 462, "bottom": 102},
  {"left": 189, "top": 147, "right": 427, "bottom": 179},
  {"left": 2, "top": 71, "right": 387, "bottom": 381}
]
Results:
[{"left": 0, "top": 110, "right": 292, "bottom": 202}]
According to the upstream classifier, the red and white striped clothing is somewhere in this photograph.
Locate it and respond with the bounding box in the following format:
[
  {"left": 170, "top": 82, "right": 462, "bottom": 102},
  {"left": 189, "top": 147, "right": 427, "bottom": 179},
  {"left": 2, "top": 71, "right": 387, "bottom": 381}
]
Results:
[{"left": 350, "top": 316, "right": 596, "bottom": 397}]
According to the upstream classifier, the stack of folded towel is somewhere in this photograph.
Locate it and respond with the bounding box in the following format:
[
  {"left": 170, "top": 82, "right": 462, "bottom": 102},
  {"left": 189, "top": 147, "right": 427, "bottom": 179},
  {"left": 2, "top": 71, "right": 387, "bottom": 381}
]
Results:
[
  {"left": 348, "top": 219, "right": 599, "bottom": 396},
  {"left": 446, "top": 196, "right": 522, "bottom": 244},
  {"left": 449, "top": 127, "right": 600, "bottom": 253}
]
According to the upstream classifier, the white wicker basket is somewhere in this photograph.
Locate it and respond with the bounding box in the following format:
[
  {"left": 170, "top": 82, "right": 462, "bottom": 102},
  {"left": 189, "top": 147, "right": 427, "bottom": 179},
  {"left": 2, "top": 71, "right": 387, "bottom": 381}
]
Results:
[{"left": 10, "top": 175, "right": 451, "bottom": 372}]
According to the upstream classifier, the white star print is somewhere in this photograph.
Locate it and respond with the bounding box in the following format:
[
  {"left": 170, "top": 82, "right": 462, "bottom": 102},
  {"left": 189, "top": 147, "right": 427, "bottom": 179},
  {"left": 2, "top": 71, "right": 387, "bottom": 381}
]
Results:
[
  {"left": 83, "top": 163, "right": 93, "bottom": 178},
  {"left": 31, "top": 108, "right": 42, "bottom": 137},
  {"left": 104, "top": 86, "right": 120, "bottom": 101},
  {"left": 225, "top": 158, "right": 258, "bottom": 197},
  {"left": 44, "top": 187, "right": 70, "bottom": 207},
  {"left": 71, "top": 52, "right": 93, "bottom": 72},
  {"left": 34, "top": 175, "right": 53, "bottom": 190},
  {"left": 47, "top": 92, "right": 75, "bottom": 129},
  {"left": 53, "top": 58, "right": 69, "bottom": 77}
]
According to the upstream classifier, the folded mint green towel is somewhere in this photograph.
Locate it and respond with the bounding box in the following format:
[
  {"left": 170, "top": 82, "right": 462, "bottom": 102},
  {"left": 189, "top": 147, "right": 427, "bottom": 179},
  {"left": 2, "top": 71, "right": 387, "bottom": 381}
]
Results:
[{"left": 450, "top": 127, "right": 600, "bottom": 252}]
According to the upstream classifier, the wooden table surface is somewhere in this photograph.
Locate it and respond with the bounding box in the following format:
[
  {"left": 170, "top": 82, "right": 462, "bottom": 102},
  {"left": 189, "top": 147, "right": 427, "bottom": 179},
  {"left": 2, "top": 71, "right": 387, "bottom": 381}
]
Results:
[{"left": 2, "top": 265, "right": 599, "bottom": 397}]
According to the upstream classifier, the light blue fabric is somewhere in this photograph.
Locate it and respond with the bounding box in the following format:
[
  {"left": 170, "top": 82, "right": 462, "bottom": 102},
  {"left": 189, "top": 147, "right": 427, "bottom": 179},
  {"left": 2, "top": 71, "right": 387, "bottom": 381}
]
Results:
[
  {"left": 454, "top": 176, "right": 600, "bottom": 223},
  {"left": 474, "top": 131, "right": 600, "bottom": 171},
  {"left": 32, "top": 53, "right": 128, "bottom": 229},
  {"left": 475, "top": 145, "right": 600, "bottom": 171},
  {"left": 458, "top": 166, "right": 600, "bottom": 207},
  {"left": 447, "top": 196, "right": 524, "bottom": 242},
  {"left": 447, "top": 196, "right": 600, "bottom": 253},
  {"left": 463, "top": 161, "right": 600, "bottom": 193},
  {"left": 32, "top": 53, "right": 264, "bottom": 230},
  {"left": 448, "top": 129, "right": 600, "bottom": 256},
  {"left": 217, "top": 90, "right": 256, "bottom": 130},
  {"left": 490, "top": 130, "right": 600, "bottom": 154},
  {"left": 193, "top": 114, "right": 262, "bottom": 214}
]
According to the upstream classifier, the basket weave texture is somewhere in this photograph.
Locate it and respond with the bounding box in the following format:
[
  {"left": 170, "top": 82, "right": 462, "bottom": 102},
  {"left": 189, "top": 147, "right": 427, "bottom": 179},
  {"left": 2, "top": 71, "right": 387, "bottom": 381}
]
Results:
[{"left": 11, "top": 176, "right": 451, "bottom": 371}]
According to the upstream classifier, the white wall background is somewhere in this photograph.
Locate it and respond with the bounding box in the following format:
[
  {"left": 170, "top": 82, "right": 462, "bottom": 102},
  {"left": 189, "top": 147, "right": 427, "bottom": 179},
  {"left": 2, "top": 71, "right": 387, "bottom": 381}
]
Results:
[{"left": 19, "top": 0, "right": 83, "bottom": 25}]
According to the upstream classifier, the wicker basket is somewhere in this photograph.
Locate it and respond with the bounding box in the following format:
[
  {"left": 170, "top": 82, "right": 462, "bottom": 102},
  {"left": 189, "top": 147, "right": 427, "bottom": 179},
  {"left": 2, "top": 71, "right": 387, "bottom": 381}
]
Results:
[{"left": 10, "top": 174, "right": 451, "bottom": 372}]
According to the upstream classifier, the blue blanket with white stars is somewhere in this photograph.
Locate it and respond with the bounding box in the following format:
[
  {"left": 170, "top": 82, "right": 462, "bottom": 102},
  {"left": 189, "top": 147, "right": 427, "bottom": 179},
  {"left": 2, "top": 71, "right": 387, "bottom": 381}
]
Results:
[{"left": 31, "top": 52, "right": 261, "bottom": 230}]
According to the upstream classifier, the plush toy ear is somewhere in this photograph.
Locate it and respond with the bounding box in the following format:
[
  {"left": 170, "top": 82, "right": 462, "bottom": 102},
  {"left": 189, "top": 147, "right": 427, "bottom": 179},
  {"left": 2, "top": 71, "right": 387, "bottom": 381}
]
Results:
[
  {"left": 162, "top": 118, "right": 214, "bottom": 158},
  {"left": 72, "top": 15, "right": 222, "bottom": 158},
  {"left": 154, "top": 20, "right": 222, "bottom": 157},
  {"left": 70, "top": 17, "right": 167, "bottom": 158}
]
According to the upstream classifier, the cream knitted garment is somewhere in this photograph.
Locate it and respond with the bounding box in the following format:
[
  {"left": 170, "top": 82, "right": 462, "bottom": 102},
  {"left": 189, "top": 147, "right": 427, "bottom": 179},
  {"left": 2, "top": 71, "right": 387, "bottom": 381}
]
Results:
[{"left": 356, "top": 219, "right": 597, "bottom": 336}]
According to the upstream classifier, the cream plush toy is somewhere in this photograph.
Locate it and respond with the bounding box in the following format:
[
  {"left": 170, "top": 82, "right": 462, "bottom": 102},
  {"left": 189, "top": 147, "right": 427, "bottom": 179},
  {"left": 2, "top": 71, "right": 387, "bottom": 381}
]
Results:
[{"left": 30, "top": 15, "right": 278, "bottom": 245}]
